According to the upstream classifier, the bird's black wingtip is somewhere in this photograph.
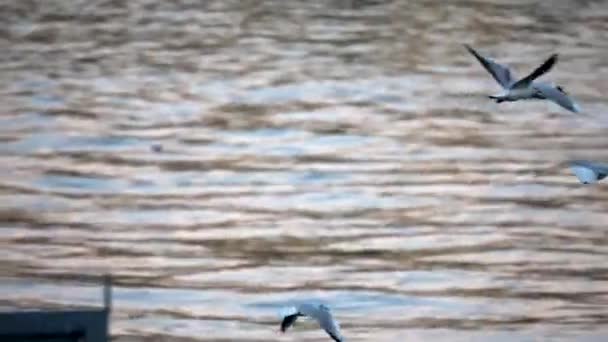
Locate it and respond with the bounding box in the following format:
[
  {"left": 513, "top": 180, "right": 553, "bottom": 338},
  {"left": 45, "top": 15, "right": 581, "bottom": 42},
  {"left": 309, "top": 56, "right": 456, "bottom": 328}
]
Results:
[
  {"left": 463, "top": 44, "right": 483, "bottom": 59},
  {"left": 546, "top": 53, "right": 559, "bottom": 65},
  {"left": 328, "top": 331, "right": 343, "bottom": 342},
  {"left": 280, "top": 313, "right": 300, "bottom": 333},
  {"left": 488, "top": 95, "right": 503, "bottom": 103}
]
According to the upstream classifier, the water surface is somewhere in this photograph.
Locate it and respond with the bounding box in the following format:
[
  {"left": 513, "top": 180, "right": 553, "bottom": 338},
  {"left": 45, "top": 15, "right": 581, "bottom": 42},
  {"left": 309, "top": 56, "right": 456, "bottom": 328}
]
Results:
[{"left": 1, "top": 1, "right": 608, "bottom": 341}]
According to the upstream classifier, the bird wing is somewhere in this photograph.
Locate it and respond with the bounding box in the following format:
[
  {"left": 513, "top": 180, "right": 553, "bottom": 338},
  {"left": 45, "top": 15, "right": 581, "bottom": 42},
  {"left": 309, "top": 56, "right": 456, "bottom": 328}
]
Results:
[
  {"left": 327, "top": 331, "right": 344, "bottom": 342},
  {"left": 568, "top": 160, "right": 608, "bottom": 184},
  {"left": 280, "top": 313, "right": 300, "bottom": 332},
  {"left": 570, "top": 164, "right": 599, "bottom": 184},
  {"left": 464, "top": 44, "right": 514, "bottom": 89},
  {"left": 533, "top": 82, "right": 581, "bottom": 113},
  {"left": 511, "top": 53, "right": 558, "bottom": 89},
  {"left": 571, "top": 160, "right": 608, "bottom": 179},
  {"left": 304, "top": 304, "right": 344, "bottom": 342},
  {"left": 590, "top": 162, "right": 608, "bottom": 176}
]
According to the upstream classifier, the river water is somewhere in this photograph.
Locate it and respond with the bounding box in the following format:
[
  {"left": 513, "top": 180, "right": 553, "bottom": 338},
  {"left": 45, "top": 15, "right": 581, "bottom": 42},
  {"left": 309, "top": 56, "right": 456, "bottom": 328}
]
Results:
[{"left": 1, "top": 1, "right": 608, "bottom": 341}]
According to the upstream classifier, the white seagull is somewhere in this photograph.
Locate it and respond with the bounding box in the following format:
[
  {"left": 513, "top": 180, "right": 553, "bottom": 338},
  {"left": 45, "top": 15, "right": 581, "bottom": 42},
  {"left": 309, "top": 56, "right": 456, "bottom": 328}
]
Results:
[
  {"left": 464, "top": 44, "right": 581, "bottom": 113},
  {"left": 569, "top": 160, "right": 608, "bottom": 184},
  {"left": 280, "top": 303, "right": 345, "bottom": 342}
]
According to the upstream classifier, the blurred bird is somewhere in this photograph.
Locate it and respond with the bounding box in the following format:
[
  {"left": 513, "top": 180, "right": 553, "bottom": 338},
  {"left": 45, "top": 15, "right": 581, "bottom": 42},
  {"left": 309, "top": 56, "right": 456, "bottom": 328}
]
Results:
[
  {"left": 464, "top": 44, "right": 581, "bottom": 113},
  {"left": 569, "top": 160, "right": 608, "bottom": 184},
  {"left": 280, "top": 303, "right": 344, "bottom": 342}
]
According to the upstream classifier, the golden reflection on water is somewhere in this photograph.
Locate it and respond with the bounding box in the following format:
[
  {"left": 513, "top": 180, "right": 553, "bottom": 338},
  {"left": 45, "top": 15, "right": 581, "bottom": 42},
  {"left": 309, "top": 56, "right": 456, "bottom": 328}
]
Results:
[{"left": 1, "top": 0, "right": 608, "bottom": 341}]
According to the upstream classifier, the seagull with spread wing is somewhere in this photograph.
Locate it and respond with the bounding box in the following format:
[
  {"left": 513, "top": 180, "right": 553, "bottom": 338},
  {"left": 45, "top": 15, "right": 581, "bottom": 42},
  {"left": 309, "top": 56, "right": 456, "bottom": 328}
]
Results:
[
  {"left": 464, "top": 44, "right": 581, "bottom": 113},
  {"left": 280, "top": 303, "right": 345, "bottom": 342},
  {"left": 569, "top": 160, "right": 608, "bottom": 184}
]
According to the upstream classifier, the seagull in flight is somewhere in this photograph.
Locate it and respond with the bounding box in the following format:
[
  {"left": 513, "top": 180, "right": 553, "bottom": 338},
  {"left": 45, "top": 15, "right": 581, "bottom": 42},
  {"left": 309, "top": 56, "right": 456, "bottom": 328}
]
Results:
[
  {"left": 280, "top": 303, "right": 345, "bottom": 342},
  {"left": 569, "top": 160, "right": 608, "bottom": 184},
  {"left": 464, "top": 44, "right": 581, "bottom": 113}
]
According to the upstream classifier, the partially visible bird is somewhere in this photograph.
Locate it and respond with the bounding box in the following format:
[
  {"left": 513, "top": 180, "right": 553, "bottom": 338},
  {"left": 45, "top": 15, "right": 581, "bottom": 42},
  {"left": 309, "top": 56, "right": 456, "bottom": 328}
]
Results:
[
  {"left": 280, "top": 303, "right": 344, "bottom": 342},
  {"left": 569, "top": 160, "right": 608, "bottom": 184},
  {"left": 464, "top": 44, "right": 581, "bottom": 113}
]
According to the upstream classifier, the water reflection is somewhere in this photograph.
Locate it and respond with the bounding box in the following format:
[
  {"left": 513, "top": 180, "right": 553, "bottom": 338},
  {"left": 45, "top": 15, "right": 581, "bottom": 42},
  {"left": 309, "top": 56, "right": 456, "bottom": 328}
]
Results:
[{"left": 2, "top": 0, "right": 608, "bottom": 341}]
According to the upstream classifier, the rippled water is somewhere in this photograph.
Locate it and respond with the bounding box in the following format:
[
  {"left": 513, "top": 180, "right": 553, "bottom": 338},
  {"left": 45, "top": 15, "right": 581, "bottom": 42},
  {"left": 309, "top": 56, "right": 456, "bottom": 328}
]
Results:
[{"left": 2, "top": 1, "right": 608, "bottom": 341}]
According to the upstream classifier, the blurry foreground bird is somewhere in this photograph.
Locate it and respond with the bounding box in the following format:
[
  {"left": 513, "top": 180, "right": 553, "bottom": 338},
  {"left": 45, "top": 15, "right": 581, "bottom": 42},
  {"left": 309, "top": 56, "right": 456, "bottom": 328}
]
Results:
[{"left": 280, "top": 303, "right": 345, "bottom": 342}]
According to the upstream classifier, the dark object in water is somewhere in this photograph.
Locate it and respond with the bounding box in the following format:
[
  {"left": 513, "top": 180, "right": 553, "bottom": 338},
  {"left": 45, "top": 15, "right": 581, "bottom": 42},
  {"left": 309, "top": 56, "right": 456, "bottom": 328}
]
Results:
[{"left": 151, "top": 144, "right": 163, "bottom": 153}]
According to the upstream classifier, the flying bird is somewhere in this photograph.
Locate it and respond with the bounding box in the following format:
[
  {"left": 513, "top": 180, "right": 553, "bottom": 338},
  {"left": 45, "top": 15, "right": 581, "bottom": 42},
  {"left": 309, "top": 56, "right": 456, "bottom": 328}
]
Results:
[
  {"left": 569, "top": 160, "right": 608, "bottom": 184},
  {"left": 280, "top": 303, "right": 344, "bottom": 342},
  {"left": 464, "top": 44, "right": 581, "bottom": 113}
]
